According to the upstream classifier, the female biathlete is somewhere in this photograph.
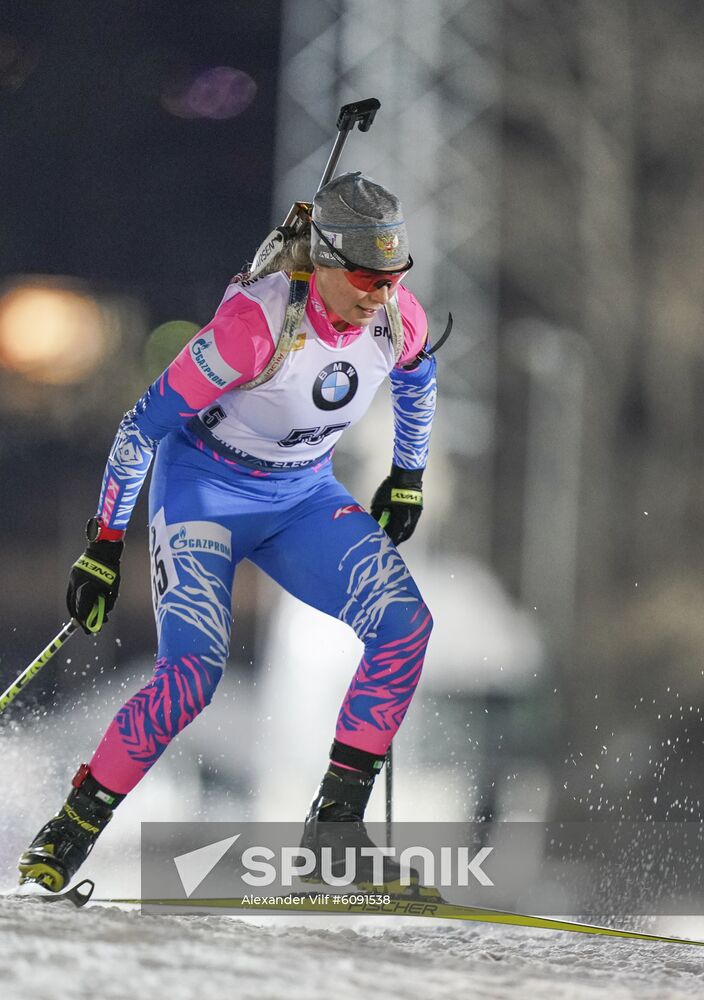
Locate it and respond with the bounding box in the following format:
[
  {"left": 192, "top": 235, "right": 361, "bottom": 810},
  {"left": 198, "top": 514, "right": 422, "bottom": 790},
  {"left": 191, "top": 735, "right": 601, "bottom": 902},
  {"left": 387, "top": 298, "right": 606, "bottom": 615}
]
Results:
[{"left": 19, "top": 172, "right": 437, "bottom": 893}]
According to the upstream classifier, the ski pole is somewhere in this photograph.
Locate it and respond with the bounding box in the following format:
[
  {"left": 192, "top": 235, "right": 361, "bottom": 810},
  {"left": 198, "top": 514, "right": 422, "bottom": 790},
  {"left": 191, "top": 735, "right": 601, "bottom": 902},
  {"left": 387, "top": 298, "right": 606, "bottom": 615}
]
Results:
[
  {"left": 385, "top": 743, "right": 393, "bottom": 849},
  {"left": 0, "top": 619, "right": 79, "bottom": 715}
]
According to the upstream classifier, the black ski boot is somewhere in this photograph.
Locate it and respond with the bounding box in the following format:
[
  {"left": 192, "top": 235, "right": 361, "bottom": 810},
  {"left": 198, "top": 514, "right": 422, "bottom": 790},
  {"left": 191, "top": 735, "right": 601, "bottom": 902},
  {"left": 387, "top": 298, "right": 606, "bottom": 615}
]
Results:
[
  {"left": 301, "top": 745, "right": 419, "bottom": 895},
  {"left": 18, "top": 764, "right": 123, "bottom": 892}
]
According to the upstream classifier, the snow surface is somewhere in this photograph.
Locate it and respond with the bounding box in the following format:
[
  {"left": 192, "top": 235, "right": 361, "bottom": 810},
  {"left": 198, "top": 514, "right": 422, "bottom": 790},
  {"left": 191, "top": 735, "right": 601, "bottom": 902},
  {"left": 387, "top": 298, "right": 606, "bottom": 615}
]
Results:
[{"left": 1, "top": 897, "right": 704, "bottom": 1000}]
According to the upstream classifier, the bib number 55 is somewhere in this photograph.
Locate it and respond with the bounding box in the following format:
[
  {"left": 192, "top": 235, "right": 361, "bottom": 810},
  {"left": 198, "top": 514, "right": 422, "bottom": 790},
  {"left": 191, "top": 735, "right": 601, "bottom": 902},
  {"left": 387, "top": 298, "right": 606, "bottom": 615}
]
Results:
[{"left": 278, "top": 423, "right": 349, "bottom": 448}]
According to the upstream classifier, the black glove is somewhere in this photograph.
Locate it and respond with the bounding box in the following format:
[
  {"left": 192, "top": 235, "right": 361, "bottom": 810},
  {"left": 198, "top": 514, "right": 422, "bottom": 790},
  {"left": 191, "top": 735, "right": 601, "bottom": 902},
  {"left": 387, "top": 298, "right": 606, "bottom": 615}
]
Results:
[
  {"left": 370, "top": 464, "right": 424, "bottom": 546},
  {"left": 66, "top": 539, "right": 124, "bottom": 634}
]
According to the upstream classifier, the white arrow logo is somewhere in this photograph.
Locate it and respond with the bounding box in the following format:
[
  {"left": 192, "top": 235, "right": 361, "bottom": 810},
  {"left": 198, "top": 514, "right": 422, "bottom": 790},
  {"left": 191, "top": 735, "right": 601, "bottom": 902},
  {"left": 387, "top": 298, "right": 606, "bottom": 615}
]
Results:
[{"left": 173, "top": 834, "right": 240, "bottom": 897}]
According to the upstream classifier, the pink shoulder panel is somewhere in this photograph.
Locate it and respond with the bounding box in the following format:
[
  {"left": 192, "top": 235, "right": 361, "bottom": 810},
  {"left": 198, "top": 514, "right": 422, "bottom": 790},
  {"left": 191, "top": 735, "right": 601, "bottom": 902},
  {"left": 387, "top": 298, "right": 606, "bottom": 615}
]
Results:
[
  {"left": 166, "top": 290, "right": 276, "bottom": 409},
  {"left": 395, "top": 285, "right": 429, "bottom": 367}
]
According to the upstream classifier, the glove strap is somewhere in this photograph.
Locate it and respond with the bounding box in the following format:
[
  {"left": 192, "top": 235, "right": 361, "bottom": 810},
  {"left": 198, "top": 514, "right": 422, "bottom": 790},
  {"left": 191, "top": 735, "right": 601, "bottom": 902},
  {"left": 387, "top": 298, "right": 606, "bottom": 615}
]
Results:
[
  {"left": 74, "top": 554, "right": 118, "bottom": 586},
  {"left": 389, "top": 487, "right": 423, "bottom": 506},
  {"left": 85, "top": 596, "right": 106, "bottom": 634}
]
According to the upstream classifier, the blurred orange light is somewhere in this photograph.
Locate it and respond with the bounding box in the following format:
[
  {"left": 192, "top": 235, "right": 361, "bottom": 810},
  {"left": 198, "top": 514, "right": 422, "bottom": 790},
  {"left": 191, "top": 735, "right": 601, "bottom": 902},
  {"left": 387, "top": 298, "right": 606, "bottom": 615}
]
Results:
[{"left": 0, "top": 282, "right": 108, "bottom": 385}]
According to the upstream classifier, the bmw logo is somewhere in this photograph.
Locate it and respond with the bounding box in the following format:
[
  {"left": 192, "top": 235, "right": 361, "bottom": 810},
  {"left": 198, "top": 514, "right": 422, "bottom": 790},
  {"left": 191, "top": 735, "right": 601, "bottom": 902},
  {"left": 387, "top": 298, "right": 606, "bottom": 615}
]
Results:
[{"left": 312, "top": 363, "right": 359, "bottom": 411}]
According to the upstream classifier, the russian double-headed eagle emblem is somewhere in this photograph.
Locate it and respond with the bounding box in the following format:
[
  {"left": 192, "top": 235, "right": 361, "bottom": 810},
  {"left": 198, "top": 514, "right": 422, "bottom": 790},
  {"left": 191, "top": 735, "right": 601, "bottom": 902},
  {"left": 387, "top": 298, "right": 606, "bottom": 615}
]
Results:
[{"left": 375, "top": 233, "right": 399, "bottom": 259}]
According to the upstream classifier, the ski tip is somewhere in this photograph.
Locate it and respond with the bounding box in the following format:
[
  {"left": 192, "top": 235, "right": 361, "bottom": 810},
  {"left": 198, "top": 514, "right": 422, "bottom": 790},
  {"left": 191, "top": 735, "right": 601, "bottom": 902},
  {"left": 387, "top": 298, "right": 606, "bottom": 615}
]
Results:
[
  {"left": 10, "top": 878, "right": 95, "bottom": 907},
  {"left": 63, "top": 879, "right": 95, "bottom": 907}
]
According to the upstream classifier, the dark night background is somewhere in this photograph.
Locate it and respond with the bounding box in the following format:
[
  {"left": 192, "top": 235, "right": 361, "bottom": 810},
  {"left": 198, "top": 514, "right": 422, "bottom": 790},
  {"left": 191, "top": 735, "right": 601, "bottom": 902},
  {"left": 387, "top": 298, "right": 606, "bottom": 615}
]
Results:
[
  {"left": 0, "top": 1, "right": 283, "bottom": 675},
  {"left": 0, "top": 1, "right": 281, "bottom": 301},
  {"left": 1, "top": 0, "right": 704, "bottom": 840}
]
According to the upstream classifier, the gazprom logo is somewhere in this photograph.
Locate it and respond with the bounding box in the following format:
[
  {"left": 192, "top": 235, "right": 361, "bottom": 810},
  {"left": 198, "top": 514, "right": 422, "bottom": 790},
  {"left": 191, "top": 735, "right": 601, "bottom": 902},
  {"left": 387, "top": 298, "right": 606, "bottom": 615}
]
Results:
[
  {"left": 168, "top": 521, "right": 232, "bottom": 560},
  {"left": 189, "top": 329, "right": 242, "bottom": 388}
]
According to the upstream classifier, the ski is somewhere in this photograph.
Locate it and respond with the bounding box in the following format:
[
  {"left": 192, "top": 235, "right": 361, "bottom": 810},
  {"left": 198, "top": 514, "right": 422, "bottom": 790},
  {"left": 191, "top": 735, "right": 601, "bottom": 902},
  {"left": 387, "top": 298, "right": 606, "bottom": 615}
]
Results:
[
  {"left": 51, "top": 880, "right": 96, "bottom": 907},
  {"left": 51, "top": 884, "right": 702, "bottom": 947},
  {"left": 8, "top": 879, "right": 96, "bottom": 906}
]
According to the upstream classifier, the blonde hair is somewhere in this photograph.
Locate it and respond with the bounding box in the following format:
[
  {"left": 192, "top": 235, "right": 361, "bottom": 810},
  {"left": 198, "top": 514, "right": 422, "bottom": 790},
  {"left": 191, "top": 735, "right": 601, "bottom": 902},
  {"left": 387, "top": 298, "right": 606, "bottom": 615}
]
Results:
[{"left": 230, "top": 231, "right": 314, "bottom": 285}]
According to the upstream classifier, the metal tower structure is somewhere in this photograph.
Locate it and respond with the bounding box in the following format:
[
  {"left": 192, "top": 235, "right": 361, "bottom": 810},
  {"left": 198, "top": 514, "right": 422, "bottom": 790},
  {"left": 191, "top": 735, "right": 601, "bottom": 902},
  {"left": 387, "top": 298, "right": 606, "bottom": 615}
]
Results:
[
  {"left": 273, "top": 0, "right": 500, "bottom": 395},
  {"left": 272, "top": 0, "right": 502, "bottom": 554}
]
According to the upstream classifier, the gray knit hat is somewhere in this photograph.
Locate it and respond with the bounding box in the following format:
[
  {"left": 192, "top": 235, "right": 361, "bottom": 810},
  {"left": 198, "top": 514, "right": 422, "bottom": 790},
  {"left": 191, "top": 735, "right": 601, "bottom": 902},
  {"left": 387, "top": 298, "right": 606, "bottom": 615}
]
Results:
[{"left": 311, "top": 171, "right": 409, "bottom": 270}]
